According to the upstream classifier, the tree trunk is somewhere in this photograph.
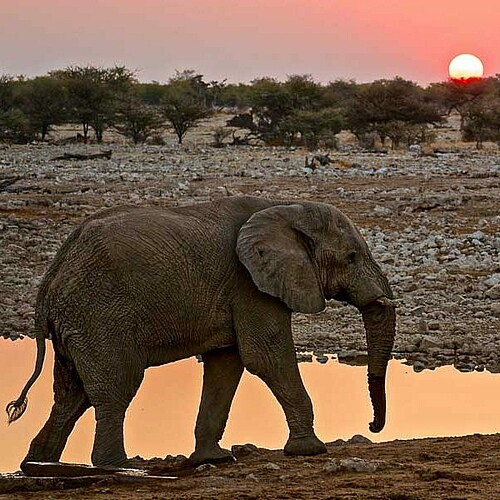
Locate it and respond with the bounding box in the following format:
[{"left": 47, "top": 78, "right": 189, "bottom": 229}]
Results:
[{"left": 82, "top": 123, "right": 89, "bottom": 144}]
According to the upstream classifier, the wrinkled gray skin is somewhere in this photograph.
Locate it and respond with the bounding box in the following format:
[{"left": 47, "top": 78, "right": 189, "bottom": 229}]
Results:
[{"left": 8, "top": 196, "right": 396, "bottom": 469}]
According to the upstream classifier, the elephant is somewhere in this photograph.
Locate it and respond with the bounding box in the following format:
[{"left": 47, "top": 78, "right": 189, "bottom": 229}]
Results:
[{"left": 7, "top": 196, "right": 396, "bottom": 469}]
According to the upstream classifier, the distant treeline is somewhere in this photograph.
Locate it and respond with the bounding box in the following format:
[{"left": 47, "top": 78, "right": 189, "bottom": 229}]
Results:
[{"left": 1, "top": 66, "right": 500, "bottom": 149}]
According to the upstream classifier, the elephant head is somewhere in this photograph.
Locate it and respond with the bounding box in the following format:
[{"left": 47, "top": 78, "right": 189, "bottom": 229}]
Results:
[{"left": 236, "top": 202, "right": 396, "bottom": 434}]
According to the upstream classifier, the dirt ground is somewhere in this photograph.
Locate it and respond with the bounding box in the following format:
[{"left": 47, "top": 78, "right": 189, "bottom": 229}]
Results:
[
  {"left": 1, "top": 116, "right": 499, "bottom": 497},
  {"left": 2, "top": 434, "right": 499, "bottom": 499}
]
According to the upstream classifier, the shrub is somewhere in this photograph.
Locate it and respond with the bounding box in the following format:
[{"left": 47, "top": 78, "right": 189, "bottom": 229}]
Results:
[
  {"left": 161, "top": 79, "right": 211, "bottom": 144},
  {"left": 211, "top": 126, "right": 232, "bottom": 148}
]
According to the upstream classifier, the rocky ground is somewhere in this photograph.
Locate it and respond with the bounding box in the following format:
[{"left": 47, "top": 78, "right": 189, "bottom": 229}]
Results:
[
  {"left": 1, "top": 435, "right": 499, "bottom": 498},
  {"left": 1, "top": 120, "right": 499, "bottom": 372},
  {"left": 1, "top": 117, "right": 499, "bottom": 497}
]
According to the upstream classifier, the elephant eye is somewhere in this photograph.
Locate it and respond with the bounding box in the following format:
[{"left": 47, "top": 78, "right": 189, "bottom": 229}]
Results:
[{"left": 347, "top": 251, "right": 357, "bottom": 264}]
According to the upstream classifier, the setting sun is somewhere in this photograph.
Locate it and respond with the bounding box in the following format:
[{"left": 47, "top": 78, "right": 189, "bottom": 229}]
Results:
[{"left": 448, "top": 53, "right": 484, "bottom": 80}]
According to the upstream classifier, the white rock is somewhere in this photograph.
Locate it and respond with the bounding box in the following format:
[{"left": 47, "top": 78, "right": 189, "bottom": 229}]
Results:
[
  {"left": 484, "top": 274, "right": 500, "bottom": 287},
  {"left": 323, "top": 457, "right": 379, "bottom": 473},
  {"left": 485, "top": 285, "right": 500, "bottom": 300},
  {"left": 263, "top": 462, "right": 281, "bottom": 470}
]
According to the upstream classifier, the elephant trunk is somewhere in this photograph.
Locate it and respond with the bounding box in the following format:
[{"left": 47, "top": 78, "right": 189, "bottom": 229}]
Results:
[{"left": 360, "top": 298, "right": 396, "bottom": 433}]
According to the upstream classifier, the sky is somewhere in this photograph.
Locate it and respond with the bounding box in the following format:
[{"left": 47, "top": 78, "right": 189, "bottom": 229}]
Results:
[{"left": 1, "top": 0, "right": 499, "bottom": 85}]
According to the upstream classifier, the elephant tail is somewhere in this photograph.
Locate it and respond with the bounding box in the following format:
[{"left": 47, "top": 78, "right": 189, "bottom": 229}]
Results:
[{"left": 6, "top": 323, "right": 49, "bottom": 424}]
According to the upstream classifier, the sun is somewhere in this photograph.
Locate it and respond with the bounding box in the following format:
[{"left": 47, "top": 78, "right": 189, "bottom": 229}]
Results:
[{"left": 448, "top": 54, "right": 484, "bottom": 81}]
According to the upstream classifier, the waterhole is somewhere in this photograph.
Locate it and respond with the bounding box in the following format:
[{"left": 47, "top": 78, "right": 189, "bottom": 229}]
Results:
[{"left": 1, "top": 339, "right": 499, "bottom": 473}]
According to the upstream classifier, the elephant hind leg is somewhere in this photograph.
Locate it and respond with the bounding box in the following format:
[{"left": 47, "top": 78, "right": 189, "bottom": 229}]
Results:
[
  {"left": 190, "top": 347, "right": 244, "bottom": 465},
  {"left": 22, "top": 353, "right": 91, "bottom": 471},
  {"left": 70, "top": 341, "right": 145, "bottom": 468}
]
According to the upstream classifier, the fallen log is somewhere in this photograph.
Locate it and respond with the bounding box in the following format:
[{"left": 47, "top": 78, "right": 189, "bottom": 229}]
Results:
[
  {"left": 21, "top": 461, "right": 177, "bottom": 479},
  {"left": 0, "top": 461, "right": 178, "bottom": 494},
  {"left": 305, "top": 154, "right": 333, "bottom": 171},
  {"left": 0, "top": 176, "right": 23, "bottom": 192},
  {"left": 51, "top": 150, "right": 112, "bottom": 161},
  {"left": 0, "top": 472, "right": 177, "bottom": 495}
]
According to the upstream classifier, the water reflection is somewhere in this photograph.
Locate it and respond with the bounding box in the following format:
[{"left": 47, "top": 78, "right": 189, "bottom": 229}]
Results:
[{"left": 1, "top": 339, "right": 499, "bottom": 473}]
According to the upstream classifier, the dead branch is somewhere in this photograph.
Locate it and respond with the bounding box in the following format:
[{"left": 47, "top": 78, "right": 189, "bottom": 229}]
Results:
[
  {"left": 0, "top": 176, "right": 22, "bottom": 192},
  {"left": 51, "top": 150, "right": 112, "bottom": 161},
  {"left": 305, "top": 154, "right": 333, "bottom": 171}
]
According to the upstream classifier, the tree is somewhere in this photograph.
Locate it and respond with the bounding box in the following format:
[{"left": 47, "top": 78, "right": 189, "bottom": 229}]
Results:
[
  {"left": 218, "top": 83, "right": 253, "bottom": 109},
  {"left": 18, "top": 76, "right": 68, "bottom": 140},
  {"left": 161, "top": 76, "right": 211, "bottom": 144},
  {"left": 280, "top": 108, "right": 344, "bottom": 149},
  {"left": 280, "top": 75, "right": 344, "bottom": 148},
  {"left": 427, "top": 77, "right": 497, "bottom": 129},
  {"left": 136, "top": 82, "right": 167, "bottom": 105},
  {"left": 51, "top": 65, "right": 136, "bottom": 143},
  {"left": 346, "top": 77, "right": 442, "bottom": 148},
  {"left": 169, "top": 69, "right": 227, "bottom": 109},
  {"left": 323, "top": 79, "right": 358, "bottom": 109},
  {"left": 246, "top": 77, "right": 293, "bottom": 143},
  {"left": 283, "top": 74, "right": 325, "bottom": 110},
  {"left": 462, "top": 94, "right": 500, "bottom": 148},
  {"left": 0, "top": 75, "right": 33, "bottom": 143},
  {"left": 115, "top": 89, "right": 163, "bottom": 144},
  {"left": 231, "top": 75, "right": 331, "bottom": 146},
  {"left": 0, "top": 108, "right": 32, "bottom": 143},
  {"left": 0, "top": 75, "right": 15, "bottom": 112}
]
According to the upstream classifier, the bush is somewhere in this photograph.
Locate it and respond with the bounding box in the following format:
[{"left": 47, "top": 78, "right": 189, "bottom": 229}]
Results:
[
  {"left": 115, "top": 90, "right": 163, "bottom": 144},
  {"left": 346, "top": 77, "right": 443, "bottom": 148},
  {"left": 211, "top": 126, "right": 232, "bottom": 148},
  {"left": 18, "top": 77, "right": 68, "bottom": 140},
  {"left": 0, "top": 108, "right": 33, "bottom": 143},
  {"left": 462, "top": 95, "right": 500, "bottom": 148},
  {"left": 147, "top": 132, "right": 166, "bottom": 145},
  {"left": 280, "top": 108, "right": 344, "bottom": 149},
  {"left": 161, "top": 79, "right": 211, "bottom": 144},
  {"left": 51, "top": 65, "right": 136, "bottom": 143}
]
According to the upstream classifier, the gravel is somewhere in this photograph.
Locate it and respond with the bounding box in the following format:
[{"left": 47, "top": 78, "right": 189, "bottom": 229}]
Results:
[{"left": 1, "top": 122, "right": 499, "bottom": 373}]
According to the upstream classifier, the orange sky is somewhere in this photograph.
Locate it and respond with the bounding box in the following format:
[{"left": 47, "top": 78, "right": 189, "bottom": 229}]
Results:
[{"left": 1, "top": 0, "right": 498, "bottom": 84}]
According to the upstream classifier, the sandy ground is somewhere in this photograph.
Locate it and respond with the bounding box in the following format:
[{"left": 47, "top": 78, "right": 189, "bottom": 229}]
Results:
[
  {"left": 1, "top": 434, "right": 499, "bottom": 499},
  {"left": 0, "top": 116, "right": 499, "bottom": 496}
]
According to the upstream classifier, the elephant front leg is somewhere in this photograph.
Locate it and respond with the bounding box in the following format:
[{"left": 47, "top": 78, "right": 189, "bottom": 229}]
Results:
[
  {"left": 235, "top": 306, "right": 326, "bottom": 457},
  {"left": 255, "top": 354, "right": 326, "bottom": 456},
  {"left": 189, "top": 347, "right": 244, "bottom": 465}
]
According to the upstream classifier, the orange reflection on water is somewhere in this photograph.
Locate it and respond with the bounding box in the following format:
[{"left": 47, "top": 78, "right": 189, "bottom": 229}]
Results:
[
  {"left": 1, "top": 340, "right": 499, "bottom": 473},
  {"left": 302, "top": 360, "right": 500, "bottom": 443}
]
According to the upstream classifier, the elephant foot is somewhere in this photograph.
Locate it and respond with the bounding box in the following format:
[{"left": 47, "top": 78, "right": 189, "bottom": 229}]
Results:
[
  {"left": 189, "top": 444, "right": 236, "bottom": 466},
  {"left": 284, "top": 434, "right": 327, "bottom": 456},
  {"left": 91, "top": 452, "right": 129, "bottom": 469},
  {"left": 20, "top": 450, "right": 64, "bottom": 474}
]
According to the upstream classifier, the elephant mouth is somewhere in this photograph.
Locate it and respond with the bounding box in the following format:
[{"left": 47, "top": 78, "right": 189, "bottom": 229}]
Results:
[
  {"left": 329, "top": 290, "right": 350, "bottom": 303},
  {"left": 329, "top": 290, "right": 397, "bottom": 310},
  {"left": 373, "top": 296, "right": 398, "bottom": 308},
  {"left": 358, "top": 296, "right": 398, "bottom": 311}
]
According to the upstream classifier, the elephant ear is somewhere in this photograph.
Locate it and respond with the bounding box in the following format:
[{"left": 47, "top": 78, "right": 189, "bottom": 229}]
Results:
[{"left": 236, "top": 204, "right": 325, "bottom": 313}]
